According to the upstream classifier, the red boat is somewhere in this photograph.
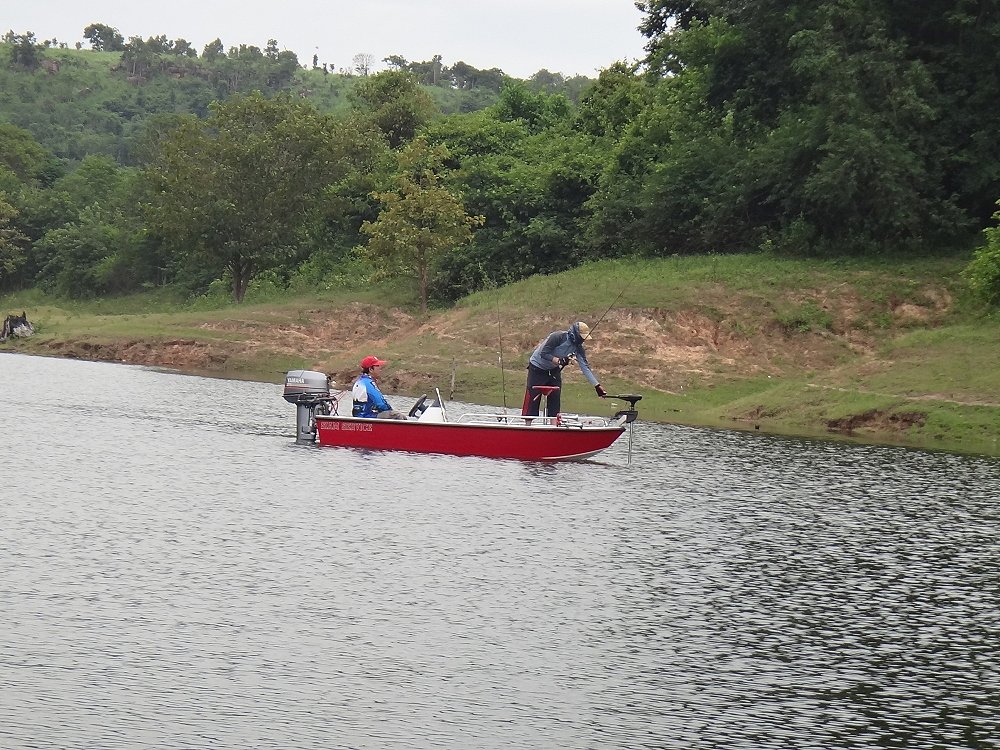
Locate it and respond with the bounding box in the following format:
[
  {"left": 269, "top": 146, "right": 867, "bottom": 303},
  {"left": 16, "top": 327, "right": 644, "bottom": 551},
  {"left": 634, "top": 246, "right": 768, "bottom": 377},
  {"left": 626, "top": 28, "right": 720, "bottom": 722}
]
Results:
[{"left": 283, "top": 370, "right": 641, "bottom": 462}]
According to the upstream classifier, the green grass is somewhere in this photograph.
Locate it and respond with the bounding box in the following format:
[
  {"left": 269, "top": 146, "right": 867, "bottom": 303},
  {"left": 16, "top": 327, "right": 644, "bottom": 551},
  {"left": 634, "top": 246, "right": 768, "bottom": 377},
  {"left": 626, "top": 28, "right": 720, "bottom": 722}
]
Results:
[
  {"left": 854, "top": 325, "right": 1000, "bottom": 403},
  {"left": 462, "top": 253, "right": 971, "bottom": 325}
]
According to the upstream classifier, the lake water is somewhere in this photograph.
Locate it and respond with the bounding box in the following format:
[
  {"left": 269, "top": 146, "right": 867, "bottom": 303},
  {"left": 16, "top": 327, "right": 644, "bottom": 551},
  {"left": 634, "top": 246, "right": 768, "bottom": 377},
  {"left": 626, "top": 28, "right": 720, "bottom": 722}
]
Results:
[{"left": 1, "top": 352, "right": 997, "bottom": 749}]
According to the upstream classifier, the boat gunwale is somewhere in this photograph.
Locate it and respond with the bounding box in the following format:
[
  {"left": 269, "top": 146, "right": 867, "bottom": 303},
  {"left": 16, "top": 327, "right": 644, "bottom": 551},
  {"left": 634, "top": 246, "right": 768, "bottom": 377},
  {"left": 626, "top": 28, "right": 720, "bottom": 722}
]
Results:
[{"left": 314, "top": 413, "right": 627, "bottom": 433}]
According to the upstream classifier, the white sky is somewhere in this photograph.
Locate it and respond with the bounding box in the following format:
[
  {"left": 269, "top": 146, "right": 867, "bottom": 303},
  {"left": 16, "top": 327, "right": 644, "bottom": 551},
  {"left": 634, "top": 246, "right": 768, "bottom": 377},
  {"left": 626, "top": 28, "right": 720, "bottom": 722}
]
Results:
[{"left": 6, "top": 1, "right": 648, "bottom": 79}]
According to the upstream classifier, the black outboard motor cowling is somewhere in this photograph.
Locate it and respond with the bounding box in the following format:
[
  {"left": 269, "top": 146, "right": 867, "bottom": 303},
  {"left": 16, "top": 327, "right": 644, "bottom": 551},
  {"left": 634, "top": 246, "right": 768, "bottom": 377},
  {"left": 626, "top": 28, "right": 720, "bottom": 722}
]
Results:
[{"left": 284, "top": 370, "right": 331, "bottom": 443}]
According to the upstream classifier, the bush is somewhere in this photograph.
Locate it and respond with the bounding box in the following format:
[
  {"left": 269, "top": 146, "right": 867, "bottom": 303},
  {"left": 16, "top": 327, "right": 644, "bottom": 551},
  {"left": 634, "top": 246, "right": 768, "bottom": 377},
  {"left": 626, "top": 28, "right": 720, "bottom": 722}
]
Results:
[
  {"left": 188, "top": 276, "right": 233, "bottom": 310},
  {"left": 287, "top": 248, "right": 363, "bottom": 292},
  {"left": 242, "top": 269, "right": 286, "bottom": 303},
  {"left": 775, "top": 299, "right": 834, "bottom": 333},
  {"left": 963, "top": 200, "right": 1000, "bottom": 307}
]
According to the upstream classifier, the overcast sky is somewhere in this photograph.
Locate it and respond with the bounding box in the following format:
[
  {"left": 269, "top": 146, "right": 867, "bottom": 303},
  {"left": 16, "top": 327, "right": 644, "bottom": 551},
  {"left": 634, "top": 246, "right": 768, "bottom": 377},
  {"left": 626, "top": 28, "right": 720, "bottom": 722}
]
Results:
[{"left": 7, "top": 1, "right": 648, "bottom": 79}]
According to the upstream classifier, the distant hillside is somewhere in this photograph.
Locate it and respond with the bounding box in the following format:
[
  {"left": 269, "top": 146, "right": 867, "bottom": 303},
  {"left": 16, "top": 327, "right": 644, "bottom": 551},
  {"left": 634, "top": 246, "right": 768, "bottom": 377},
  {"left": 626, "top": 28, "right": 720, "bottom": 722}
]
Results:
[{"left": 0, "top": 42, "right": 580, "bottom": 166}]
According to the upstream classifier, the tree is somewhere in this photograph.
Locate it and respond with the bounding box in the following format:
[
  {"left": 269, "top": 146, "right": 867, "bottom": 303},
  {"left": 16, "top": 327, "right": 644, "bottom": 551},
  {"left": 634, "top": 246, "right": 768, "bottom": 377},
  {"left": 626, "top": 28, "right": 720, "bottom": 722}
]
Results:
[
  {"left": 36, "top": 208, "right": 123, "bottom": 298},
  {"left": 83, "top": 23, "right": 125, "bottom": 52},
  {"left": 171, "top": 38, "right": 196, "bottom": 57},
  {"left": 202, "top": 38, "right": 225, "bottom": 61},
  {"left": 576, "top": 62, "right": 648, "bottom": 139},
  {"left": 353, "top": 52, "right": 375, "bottom": 76},
  {"left": 448, "top": 61, "right": 477, "bottom": 89},
  {"left": 9, "top": 32, "right": 42, "bottom": 70},
  {"left": 361, "top": 138, "right": 483, "bottom": 313},
  {"left": 492, "top": 81, "right": 572, "bottom": 133},
  {"left": 0, "top": 193, "right": 28, "bottom": 291},
  {"left": 51, "top": 155, "right": 123, "bottom": 209},
  {"left": 753, "top": 6, "right": 956, "bottom": 254},
  {"left": 120, "top": 36, "right": 157, "bottom": 78},
  {"left": 145, "top": 35, "right": 172, "bottom": 54},
  {"left": 885, "top": 0, "right": 1000, "bottom": 225},
  {"left": 143, "top": 93, "right": 386, "bottom": 302},
  {"left": 601, "top": 0, "right": 978, "bottom": 257},
  {"left": 637, "top": 0, "right": 713, "bottom": 36},
  {"left": 383, "top": 55, "right": 409, "bottom": 70},
  {"left": 528, "top": 69, "right": 565, "bottom": 92},
  {"left": 0, "top": 123, "right": 55, "bottom": 182},
  {"left": 350, "top": 70, "right": 438, "bottom": 148},
  {"left": 220, "top": 44, "right": 265, "bottom": 92},
  {"left": 447, "top": 62, "right": 507, "bottom": 93},
  {"left": 423, "top": 111, "right": 606, "bottom": 299}
]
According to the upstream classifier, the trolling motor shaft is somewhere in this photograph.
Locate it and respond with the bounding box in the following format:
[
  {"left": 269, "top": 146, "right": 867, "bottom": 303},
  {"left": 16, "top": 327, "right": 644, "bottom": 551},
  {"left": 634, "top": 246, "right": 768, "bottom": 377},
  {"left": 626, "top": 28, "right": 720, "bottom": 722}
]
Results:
[{"left": 606, "top": 394, "right": 643, "bottom": 466}]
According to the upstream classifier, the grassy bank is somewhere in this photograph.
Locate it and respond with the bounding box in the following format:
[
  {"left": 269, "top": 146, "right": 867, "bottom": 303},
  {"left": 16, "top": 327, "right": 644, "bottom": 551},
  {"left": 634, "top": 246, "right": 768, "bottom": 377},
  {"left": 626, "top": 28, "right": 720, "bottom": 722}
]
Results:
[{"left": 4, "top": 253, "right": 999, "bottom": 456}]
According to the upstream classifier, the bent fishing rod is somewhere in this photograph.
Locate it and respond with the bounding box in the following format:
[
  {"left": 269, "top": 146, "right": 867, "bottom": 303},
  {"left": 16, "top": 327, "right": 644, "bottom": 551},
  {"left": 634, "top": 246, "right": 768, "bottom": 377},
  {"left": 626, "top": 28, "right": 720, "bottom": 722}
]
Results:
[
  {"left": 554, "top": 265, "right": 638, "bottom": 370},
  {"left": 586, "top": 263, "right": 639, "bottom": 338}
]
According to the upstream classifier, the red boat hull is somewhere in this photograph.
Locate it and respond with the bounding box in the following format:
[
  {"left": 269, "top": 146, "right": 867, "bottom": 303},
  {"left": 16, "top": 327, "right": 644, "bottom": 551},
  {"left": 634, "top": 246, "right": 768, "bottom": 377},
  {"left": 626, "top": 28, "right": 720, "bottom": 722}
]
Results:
[{"left": 314, "top": 415, "right": 625, "bottom": 461}]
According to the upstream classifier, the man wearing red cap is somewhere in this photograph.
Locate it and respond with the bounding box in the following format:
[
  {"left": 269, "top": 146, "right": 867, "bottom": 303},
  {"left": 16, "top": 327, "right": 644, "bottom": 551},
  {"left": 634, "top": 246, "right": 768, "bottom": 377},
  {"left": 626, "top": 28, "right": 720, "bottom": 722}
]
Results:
[{"left": 352, "top": 356, "right": 407, "bottom": 419}]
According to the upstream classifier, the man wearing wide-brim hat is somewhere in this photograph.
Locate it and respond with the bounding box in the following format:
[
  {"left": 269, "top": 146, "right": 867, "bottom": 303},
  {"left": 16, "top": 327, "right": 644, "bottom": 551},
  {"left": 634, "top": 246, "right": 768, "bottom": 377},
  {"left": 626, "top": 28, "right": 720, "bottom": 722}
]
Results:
[{"left": 522, "top": 321, "right": 607, "bottom": 419}]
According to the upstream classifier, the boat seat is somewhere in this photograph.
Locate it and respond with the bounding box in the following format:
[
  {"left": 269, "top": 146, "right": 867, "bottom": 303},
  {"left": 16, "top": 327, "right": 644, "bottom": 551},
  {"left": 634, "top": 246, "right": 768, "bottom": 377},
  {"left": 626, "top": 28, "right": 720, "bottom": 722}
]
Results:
[
  {"left": 532, "top": 385, "right": 560, "bottom": 397},
  {"left": 530, "top": 385, "right": 561, "bottom": 423}
]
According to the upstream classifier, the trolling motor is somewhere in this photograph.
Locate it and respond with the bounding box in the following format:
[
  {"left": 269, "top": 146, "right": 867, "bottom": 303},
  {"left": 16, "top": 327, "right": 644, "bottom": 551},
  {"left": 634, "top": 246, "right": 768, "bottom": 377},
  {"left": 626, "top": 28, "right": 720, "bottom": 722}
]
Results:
[
  {"left": 283, "top": 370, "right": 337, "bottom": 444},
  {"left": 607, "top": 394, "right": 642, "bottom": 466},
  {"left": 609, "top": 394, "right": 642, "bottom": 424}
]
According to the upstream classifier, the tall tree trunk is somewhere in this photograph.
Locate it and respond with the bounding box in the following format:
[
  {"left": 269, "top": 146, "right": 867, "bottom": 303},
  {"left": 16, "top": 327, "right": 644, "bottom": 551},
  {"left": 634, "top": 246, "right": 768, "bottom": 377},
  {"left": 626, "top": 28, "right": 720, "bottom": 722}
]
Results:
[
  {"left": 419, "top": 264, "right": 428, "bottom": 314},
  {"left": 231, "top": 257, "right": 251, "bottom": 303}
]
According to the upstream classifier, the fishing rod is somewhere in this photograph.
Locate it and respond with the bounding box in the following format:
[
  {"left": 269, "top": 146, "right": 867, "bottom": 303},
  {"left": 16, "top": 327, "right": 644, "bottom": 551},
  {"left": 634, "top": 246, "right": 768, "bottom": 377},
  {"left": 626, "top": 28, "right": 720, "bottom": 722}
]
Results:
[
  {"left": 496, "top": 290, "right": 508, "bottom": 411},
  {"left": 555, "top": 263, "right": 636, "bottom": 369},
  {"left": 587, "top": 274, "right": 632, "bottom": 338}
]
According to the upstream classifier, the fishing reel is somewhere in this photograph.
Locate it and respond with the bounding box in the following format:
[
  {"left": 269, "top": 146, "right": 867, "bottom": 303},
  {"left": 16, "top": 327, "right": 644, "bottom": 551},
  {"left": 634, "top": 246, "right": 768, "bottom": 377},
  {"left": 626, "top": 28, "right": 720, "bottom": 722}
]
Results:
[{"left": 558, "top": 353, "right": 576, "bottom": 369}]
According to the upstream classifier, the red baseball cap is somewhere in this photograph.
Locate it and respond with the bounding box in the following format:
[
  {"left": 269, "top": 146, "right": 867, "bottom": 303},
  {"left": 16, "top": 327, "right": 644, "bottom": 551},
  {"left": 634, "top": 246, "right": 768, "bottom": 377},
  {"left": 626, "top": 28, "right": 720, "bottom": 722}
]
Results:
[{"left": 361, "top": 355, "right": 387, "bottom": 369}]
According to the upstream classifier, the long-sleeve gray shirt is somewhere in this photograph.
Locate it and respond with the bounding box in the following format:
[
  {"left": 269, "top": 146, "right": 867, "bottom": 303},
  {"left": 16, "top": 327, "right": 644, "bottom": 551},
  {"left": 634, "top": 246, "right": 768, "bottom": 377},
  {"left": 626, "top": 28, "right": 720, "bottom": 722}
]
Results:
[{"left": 528, "top": 325, "right": 599, "bottom": 386}]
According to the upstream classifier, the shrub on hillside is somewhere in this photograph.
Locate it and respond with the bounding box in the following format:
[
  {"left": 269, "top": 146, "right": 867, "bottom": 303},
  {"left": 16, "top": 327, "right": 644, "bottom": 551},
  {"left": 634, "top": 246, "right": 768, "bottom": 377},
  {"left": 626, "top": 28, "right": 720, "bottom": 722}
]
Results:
[{"left": 963, "top": 200, "right": 1000, "bottom": 307}]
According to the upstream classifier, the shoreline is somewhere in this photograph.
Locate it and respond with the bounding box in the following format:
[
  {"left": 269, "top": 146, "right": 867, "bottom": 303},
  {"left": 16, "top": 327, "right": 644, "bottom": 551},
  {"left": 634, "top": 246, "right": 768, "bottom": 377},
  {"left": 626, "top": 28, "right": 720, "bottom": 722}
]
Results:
[
  {"left": 8, "top": 342, "right": 998, "bottom": 459},
  {"left": 4, "top": 253, "right": 998, "bottom": 459}
]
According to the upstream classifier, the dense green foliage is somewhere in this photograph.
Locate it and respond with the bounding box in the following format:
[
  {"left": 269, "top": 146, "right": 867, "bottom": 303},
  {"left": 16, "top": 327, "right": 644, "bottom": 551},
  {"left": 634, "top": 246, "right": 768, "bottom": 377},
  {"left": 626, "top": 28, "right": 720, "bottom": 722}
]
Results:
[
  {"left": 142, "top": 93, "right": 388, "bottom": 302},
  {"left": 2, "top": 5, "right": 998, "bottom": 305},
  {"left": 361, "top": 138, "right": 484, "bottom": 312},
  {"left": 963, "top": 202, "right": 1000, "bottom": 307}
]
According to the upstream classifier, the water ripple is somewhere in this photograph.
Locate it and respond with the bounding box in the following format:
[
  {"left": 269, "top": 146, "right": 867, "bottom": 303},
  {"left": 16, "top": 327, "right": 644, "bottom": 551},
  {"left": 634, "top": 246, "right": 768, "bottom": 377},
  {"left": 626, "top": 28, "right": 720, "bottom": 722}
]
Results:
[{"left": 1, "top": 353, "right": 998, "bottom": 749}]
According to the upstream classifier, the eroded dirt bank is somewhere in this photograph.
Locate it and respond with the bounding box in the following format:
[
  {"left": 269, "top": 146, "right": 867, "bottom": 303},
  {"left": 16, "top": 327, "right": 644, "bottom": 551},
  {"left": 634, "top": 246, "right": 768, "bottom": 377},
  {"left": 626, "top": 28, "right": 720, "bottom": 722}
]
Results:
[
  {"left": 30, "top": 301, "right": 867, "bottom": 393},
  {"left": 18, "top": 285, "right": 974, "bottom": 447}
]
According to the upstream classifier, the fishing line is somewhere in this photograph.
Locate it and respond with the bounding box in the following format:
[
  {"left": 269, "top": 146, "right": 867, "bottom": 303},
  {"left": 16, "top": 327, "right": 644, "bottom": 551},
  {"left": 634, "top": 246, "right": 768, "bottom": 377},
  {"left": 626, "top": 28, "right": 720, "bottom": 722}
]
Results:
[{"left": 588, "top": 260, "right": 644, "bottom": 469}]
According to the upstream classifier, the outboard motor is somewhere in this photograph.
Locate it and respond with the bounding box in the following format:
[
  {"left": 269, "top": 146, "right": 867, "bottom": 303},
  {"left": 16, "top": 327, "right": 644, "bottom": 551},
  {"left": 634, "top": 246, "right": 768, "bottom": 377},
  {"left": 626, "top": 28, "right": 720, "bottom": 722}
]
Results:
[{"left": 283, "top": 370, "right": 332, "bottom": 444}]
